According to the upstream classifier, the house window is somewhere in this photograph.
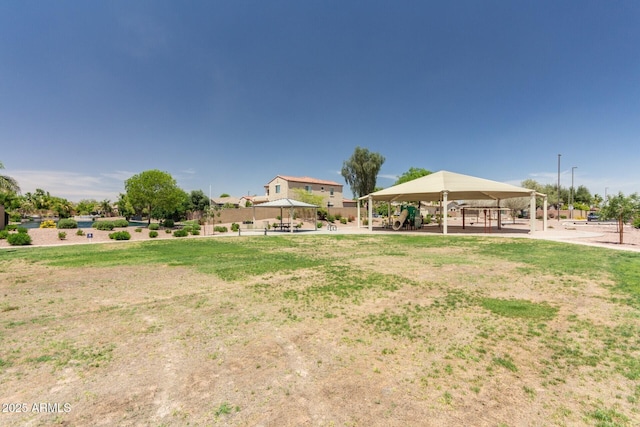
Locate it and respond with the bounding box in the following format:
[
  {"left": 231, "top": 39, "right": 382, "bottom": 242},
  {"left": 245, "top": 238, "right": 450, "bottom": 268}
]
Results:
[
  {"left": 330, "top": 187, "right": 334, "bottom": 196},
  {"left": 275, "top": 184, "right": 281, "bottom": 194},
  {"left": 305, "top": 185, "right": 312, "bottom": 193}
]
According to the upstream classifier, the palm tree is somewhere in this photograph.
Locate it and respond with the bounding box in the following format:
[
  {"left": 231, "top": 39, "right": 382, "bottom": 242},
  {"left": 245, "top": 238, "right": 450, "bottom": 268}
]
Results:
[{"left": 0, "top": 161, "right": 20, "bottom": 194}]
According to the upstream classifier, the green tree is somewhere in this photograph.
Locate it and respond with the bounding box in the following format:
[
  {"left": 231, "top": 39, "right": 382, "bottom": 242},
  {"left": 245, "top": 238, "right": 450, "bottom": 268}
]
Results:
[
  {"left": 0, "top": 161, "right": 20, "bottom": 194},
  {"left": 152, "top": 189, "right": 190, "bottom": 222},
  {"left": 599, "top": 192, "right": 640, "bottom": 244},
  {"left": 188, "top": 190, "right": 210, "bottom": 213},
  {"left": 76, "top": 199, "right": 98, "bottom": 215},
  {"left": 341, "top": 146, "right": 385, "bottom": 200},
  {"left": 219, "top": 193, "right": 230, "bottom": 198},
  {"left": 521, "top": 179, "right": 544, "bottom": 194},
  {"left": 125, "top": 170, "right": 184, "bottom": 224},
  {"left": 502, "top": 197, "right": 530, "bottom": 223},
  {"left": 51, "top": 197, "right": 74, "bottom": 218},
  {"left": 592, "top": 194, "right": 603, "bottom": 209},
  {"left": 116, "top": 193, "right": 135, "bottom": 220},
  {"left": 292, "top": 188, "right": 324, "bottom": 221},
  {"left": 99, "top": 199, "right": 114, "bottom": 217},
  {"left": 395, "top": 167, "right": 432, "bottom": 185},
  {"left": 573, "top": 185, "right": 592, "bottom": 205}
]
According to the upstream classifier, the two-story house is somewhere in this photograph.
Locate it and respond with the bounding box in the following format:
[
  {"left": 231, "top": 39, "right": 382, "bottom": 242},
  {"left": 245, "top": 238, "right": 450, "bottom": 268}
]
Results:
[{"left": 264, "top": 175, "right": 344, "bottom": 208}]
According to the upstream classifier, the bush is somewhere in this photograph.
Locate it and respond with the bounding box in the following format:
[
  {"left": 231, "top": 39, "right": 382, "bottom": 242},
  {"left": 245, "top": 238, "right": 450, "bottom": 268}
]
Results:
[
  {"left": 135, "top": 228, "right": 142, "bottom": 233},
  {"left": 0, "top": 230, "right": 9, "bottom": 239},
  {"left": 173, "top": 229, "right": 189, "bottom": 237},
  {"left": 7, "top": 232, "right": 31, "bottom": 246},
  {"left": 327, "top": 215, "right": 335, "bottom": 223},
  {"left": 58, "top": 231, "right": 67, "bottom": 240},
  {"left": 191, "top": 229, "right": 200, "bottom": 235},
  {"left": 149, "top": 230, "right": 159, "bottom": 238},
  {"left": 348, "top": 215, "right": 355, "bottom": 222},
  {"left": 214, "top": 226, "right": 228, "bottom": 233},
  {"left": 6, "top": 224, "right": 18, "bottom": 231},
  {"left": 108, "top": 231, "right": 131, "bottom": 240},
  {"left": 162, "top": 219, "right": 175, "bottom": 228},
  {"left": 113, "top": 219, "right": 129, "bottom": 227},
  {"left": 340, "top": 217, "right": 347, "bottom": 224},
  {"left": 633, "top": 217, "right": 640, "bottom": 229},
  {"left": 76, "top": 229, "right": 85, "bottom": 236},
  {"left": 57, "top": 218, "right": 78, "bottom": 229},
  {"left": 165, "top": 229, "right": 172, "bottom": 234},
  {"left": 317, "top": 222, "right": 323, "bottom": 228},
  {"left": 40, "top": 220, "right": 57, "bottom": 229},
  {"left": 149, "top": 223, "right": 160, "bottom": 230},
  {"left": 17, "top": 226, "right": 28, "bottom": 234},
  {"left": 231, "top": 223, "right": 240, "bottom": 232},
  {"left": 93, "top": 221, "right": 114, "bottom": 231}
]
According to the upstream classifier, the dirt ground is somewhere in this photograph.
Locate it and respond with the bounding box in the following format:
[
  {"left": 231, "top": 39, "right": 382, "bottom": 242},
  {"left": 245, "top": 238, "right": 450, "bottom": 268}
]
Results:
[{"left": 1, "top": 225, "right": 639, "bottom": 426}]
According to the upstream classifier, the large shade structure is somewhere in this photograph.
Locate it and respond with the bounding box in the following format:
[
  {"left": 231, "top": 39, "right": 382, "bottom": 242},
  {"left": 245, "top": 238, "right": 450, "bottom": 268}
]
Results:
[
  {"left": 254, "top": 198, "right": 318, "bottom": 233},
  {"left": 359, "top": 170, "right": 547, "bottom": 234}
]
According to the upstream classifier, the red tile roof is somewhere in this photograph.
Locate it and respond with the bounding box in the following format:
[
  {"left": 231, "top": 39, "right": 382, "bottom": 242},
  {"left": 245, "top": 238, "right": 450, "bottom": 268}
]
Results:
[{"left": 270, "top": 175, "right": 343, "bottom": 187}]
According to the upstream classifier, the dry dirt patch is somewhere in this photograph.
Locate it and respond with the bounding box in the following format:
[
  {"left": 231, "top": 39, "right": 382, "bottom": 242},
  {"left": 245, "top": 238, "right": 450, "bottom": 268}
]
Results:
[{"left": 1, "top": 237, "right": 639, "bottom": 426}]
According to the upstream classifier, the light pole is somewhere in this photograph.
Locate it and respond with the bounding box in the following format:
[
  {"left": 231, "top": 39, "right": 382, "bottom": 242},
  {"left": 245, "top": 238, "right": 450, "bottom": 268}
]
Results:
[
  {"left": 571, "top": 166, "right": 577, "bottom": 219},
  {"left": 557, "top": 154, "right": 561, "bottom": 221}
]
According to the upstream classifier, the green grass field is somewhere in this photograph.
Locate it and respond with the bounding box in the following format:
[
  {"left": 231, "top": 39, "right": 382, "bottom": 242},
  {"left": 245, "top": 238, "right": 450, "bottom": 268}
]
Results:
[{"left": 1, "top": 235, "right": 639, "bottom": 426}]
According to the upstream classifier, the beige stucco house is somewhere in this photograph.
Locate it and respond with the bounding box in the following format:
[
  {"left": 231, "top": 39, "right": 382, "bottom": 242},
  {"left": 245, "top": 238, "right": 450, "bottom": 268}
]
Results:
[{"left": 264, "top": 175, "right": 344, "bottom": 208}]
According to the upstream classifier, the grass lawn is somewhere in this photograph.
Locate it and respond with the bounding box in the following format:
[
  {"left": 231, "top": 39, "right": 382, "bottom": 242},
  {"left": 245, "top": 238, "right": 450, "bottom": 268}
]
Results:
[{"left": 1, "top": 235, "right": 639, "bottom": 426}]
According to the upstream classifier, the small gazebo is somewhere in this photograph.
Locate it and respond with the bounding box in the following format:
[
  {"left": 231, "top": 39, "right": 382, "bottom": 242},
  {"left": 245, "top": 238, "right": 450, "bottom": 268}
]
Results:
[{"left": 254, "top": 198, "right": 319, "bottom": 233}]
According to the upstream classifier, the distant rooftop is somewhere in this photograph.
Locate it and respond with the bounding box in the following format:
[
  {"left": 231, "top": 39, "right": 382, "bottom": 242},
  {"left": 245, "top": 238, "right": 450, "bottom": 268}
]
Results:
[{"left": 269, "top": 175, "right": 342, "bottom": 187}]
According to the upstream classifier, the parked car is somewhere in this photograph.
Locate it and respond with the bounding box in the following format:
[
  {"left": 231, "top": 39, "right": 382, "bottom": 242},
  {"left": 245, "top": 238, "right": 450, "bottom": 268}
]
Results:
[{"left": 587, "top": 212, "right": 599, "bottom": 222}]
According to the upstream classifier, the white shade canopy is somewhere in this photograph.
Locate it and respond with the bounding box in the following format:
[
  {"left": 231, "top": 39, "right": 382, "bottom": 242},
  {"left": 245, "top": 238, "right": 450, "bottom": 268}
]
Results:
[{"left": 364, "top": 170, "right": 545, "bottom": 202}]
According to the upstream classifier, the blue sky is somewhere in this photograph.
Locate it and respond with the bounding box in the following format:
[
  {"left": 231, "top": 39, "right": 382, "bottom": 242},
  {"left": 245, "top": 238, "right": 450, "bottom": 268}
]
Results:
[{"left": 1, "top": 1, "right": 638, "bottom": 202}]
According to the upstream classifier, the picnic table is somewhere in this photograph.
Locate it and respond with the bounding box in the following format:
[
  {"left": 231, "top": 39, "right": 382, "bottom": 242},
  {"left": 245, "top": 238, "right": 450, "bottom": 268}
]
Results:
[{"left": 272, "top": 223, "right": 291, "bottom": 231}]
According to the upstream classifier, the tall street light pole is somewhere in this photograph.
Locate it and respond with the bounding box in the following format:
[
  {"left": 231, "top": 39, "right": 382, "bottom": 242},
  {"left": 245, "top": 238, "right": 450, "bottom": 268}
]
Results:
[
  {"left": 571, "top": 166, "right": 577, "bottom": 219},
  {"left": 557, "top": 154, "right": 561, "bottom": 222}
]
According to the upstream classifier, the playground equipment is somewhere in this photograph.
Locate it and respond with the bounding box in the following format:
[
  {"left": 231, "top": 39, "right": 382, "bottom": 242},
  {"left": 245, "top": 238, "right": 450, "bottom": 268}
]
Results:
[{"left": 392, "top": 205, "right": 419, "bottom": 230}]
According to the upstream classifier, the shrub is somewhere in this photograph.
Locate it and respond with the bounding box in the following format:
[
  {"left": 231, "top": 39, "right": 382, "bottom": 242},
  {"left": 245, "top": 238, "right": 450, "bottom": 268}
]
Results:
[
  {"left": 335, "top": 213, "right": 342, "bottom": 221},
  {"left": 162, "top": 219, "right": 175, "bottom": 228},
  {"left": 0, "top": 230, "right": 9, "bottom": 239},
  {"left": 348, "top": 215, "right": 355, "bottom": 222},
  {"left": 40, "top": 220, "right": 57, "bottom": 229},
  {"left": 214, "top": 226, "right": 228, "bottom": 233},
  {"left": 191, "top": 229, "right": 200, "bottom": 235},
  {"left": 113, "top": 219, "right": 129, "bottom": 227},
  {"left": 57, "top": 218, "right": 78, "bottom": 229},
  {"left": 108, "top": 231, "right": 131, "bottom": 240},
  {"left": 633, "top": 217, "right": 640, "bottom": 229},
  {"left": 340, "top": 217, "right": 347, "bottom": 224},
  {"left": 327, "top": 215, "right": 335, "bottom": 223},
  {"left": 231, "top": 223, "right": 240, "bottom": 232},
  {"left": 58, "top": 231, "right": 67, "bottom": 240},
  {"left": 173, "top": 229, "right": 189, "bottom": 237},
  {"left": 134, "top": 228, "right": 142, "bottom": 233},
  {"left": 149, "top": 223, "right": 160, "bottom": 230},
  {"left": 149, "top": 230, "right": 159, "bottom": 238},
  {"left": 17, "top": 226, "right": 28, "bottom": 234},
  {"left": 76, "top": 229, "right": 85, "bottom": 236},
  {"left": 93, "top": 221, "right": 114, "bottom": 231},
  {"left": 6, "top": 224, "right": 17, "bottom": 231},
  {"left": 165, "top": 229, "right": 172, "bottom": 234},
  {"left": 317, "top": 222, "right": 323, "bottom": 228},
  {"left": 7, "top": 232, "right": 31, "bottom": 246}
]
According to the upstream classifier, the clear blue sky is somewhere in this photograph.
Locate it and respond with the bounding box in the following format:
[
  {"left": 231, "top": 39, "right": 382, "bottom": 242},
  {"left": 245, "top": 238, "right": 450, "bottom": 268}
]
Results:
[{"left": 2, "top": 1, "right": 638, "bottom": 202}]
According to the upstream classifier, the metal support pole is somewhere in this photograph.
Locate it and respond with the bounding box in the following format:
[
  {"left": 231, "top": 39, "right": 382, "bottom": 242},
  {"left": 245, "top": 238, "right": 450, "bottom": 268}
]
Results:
[
  {"left": 557, "top": 154, "right": 561, "bottom": 221},
  {"left": 571, "top": 166, "right": 577, "bottom": 219}
]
